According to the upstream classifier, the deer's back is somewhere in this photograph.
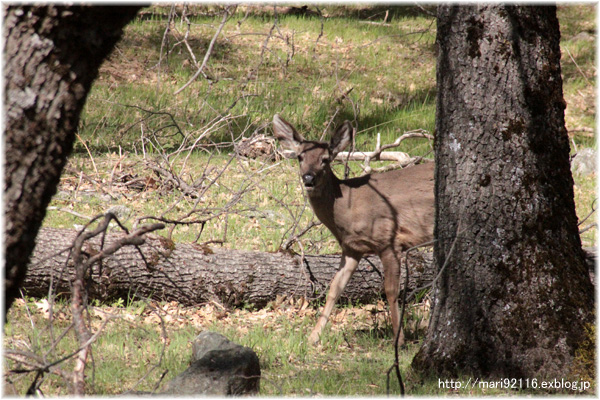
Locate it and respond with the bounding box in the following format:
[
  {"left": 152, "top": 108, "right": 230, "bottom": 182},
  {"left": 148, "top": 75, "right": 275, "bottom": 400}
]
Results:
[{"left": 329, "top": 162, "right": 434, "bottom": 254}]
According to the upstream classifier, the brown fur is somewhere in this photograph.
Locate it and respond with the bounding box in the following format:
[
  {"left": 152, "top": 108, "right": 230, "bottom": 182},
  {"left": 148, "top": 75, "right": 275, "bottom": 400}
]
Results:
[{"left": 273, "top": 114, "right": 434, "bottom": 345}]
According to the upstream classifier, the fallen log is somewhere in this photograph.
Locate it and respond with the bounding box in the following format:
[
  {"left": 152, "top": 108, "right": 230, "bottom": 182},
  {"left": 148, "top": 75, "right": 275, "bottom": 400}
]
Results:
[{"left": 24, "top": 227, "right": 435, "bottom": 308}]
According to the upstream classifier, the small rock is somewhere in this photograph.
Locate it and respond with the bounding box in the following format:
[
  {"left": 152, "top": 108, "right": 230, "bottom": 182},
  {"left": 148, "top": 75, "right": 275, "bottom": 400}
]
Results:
[
  {"left": 162, "top": 331, "right": 260, "bottom": 396},
  {"left": 106, "top": 205, "right": 131, "bottom": 221},
  {"left": 572, "top": 31, "right": 595, "bottom": 42},
  {"left": 571, "top": 148, "right": 596, "bottom": 176},
  {"left": 54, "top": 190, "right": 71, "bottom": 200},
  {"left": 100, "top": 194, "right": 114, "bottom": 202}
]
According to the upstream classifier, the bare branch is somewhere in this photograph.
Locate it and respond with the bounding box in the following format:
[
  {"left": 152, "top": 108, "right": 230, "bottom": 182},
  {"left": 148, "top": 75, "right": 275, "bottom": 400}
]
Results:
[
  {"left": 47, "top": 207, "right": 93, "bottom": 221},
  {"left": 156, "top": 4, "right": 176, "bottom": 92},
  {"left": 578, "top": 198, "right": 597, "bottom": 228},
  {"left": 337, "top": 150, "right": 414, "bottom": 163},
  {"left": 312, "top": 7, "right": 324, "bottom": 53},
  {"left": 336, "top": 129, "right": 433, "bottom": 173},
  {"left": 174, "top": 6, "right": 234, "bottom": 94},
  {"left": 579, "top": 223, "right": 597, "bottom": 234},
  {"left": 360, "top": 18, "right": 435, "bottom": 49},
  {"left": 284, "top": 221, "right": 321, "bottom": 250},
  {"left": 565, "top": 45, "right": 593, "bottom": 87},
  {"left": 67, "top": 214, "right": 164, "bottom": 394}
]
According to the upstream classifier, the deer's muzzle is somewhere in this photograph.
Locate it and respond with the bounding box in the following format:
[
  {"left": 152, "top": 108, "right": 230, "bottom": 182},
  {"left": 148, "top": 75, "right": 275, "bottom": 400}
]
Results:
[{"left": 302, "top": 173, "right": 316, "bottom": 188}]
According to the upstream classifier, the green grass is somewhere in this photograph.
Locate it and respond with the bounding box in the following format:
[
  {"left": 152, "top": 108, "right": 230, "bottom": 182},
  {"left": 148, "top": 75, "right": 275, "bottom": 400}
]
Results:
[
  {"left": 573, "top": 172, "right": 597, "bottom": 248},
  {"left": 559, "top": 5, "right": 596, "bottom": 149},
  {"left": 3, "top": 297, "right": 412, "bottom": 395},
  {"left": 5, "top": 4, "right": 597, "bottom": 397},
  {"left": 60, "top": 4, "right": 595, "bottom": 254},
  {"left": 78, "top": 5, "right": 438, "bottom": 153},
  {"left": 4, "top": 297, "right": 547, "bottom": 396},
  {"left": 77, "top": 5, "right": 594, "bottom": 154},
  {"left": 6, "top": 296, "right": 589, "bottom": 396}
]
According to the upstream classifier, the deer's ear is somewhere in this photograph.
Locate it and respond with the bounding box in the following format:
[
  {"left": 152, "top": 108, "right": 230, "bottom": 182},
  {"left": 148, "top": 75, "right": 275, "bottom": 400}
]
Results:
[
  {"left": 330, "top": 121, "right": 353, "bottom": 157},
  {"left": 273, "top": 114, "right": 304, "bottom": 158}
]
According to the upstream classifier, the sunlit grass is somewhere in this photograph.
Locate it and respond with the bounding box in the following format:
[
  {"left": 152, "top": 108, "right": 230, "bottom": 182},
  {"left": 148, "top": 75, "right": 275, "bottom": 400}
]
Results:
[
  {"left": 3, "top": 297, "right": 415, "bottom": 395},
  {"left": 5, "top": 4, "right": 597, "bottom": 397}
]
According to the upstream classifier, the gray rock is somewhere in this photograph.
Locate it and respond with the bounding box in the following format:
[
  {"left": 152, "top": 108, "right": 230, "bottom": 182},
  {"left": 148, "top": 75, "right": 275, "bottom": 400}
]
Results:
[
  {"left": 106, "top": 205, "right": 131, "bottom": 220},
  {"left": 162, "top": 331, "right": 260, "bottom": 396},
  {"left": 571, "top": 148, "right": 596, "bottom": 176},
  {"left": 54, "top": 190, "right": 71, "bottom": 200},
  {"left": 192, "top": 331, "right": 240, "bottom": 361},
  {"left": 572, "top": 31, "right": 595, "bottom": 42}
]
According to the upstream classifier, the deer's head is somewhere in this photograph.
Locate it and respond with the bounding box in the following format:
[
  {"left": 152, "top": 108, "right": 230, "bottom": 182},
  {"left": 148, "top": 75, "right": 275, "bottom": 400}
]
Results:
[{"left": 273, "top": 114, "right": 353, "bottom": 196}]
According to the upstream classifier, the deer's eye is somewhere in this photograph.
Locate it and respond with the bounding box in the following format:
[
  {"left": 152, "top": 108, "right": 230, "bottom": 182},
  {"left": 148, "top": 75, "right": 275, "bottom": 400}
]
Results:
[
  {"left": 321, "top": 156, "right": 330, "bottom": 165},
  {"left": 297, "top": 154, "right": 304, "bottom": 162}
]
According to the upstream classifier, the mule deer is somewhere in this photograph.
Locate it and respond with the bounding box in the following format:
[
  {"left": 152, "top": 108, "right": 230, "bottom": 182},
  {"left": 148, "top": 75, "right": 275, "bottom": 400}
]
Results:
[{"left": 273, "top": 114, "right": 434, "bottom": 345}]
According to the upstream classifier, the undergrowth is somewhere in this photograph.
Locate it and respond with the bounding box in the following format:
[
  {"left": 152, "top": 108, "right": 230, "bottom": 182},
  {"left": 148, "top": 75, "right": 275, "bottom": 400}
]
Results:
[{"left": 4, "top": 4, "right": 597, "bottom": 397}]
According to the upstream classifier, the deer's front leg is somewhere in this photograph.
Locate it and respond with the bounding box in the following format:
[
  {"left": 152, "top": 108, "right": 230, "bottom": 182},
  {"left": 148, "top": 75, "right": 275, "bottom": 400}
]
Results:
[{"left": 309, "top": 252, "right": 360, "bottom": 345}]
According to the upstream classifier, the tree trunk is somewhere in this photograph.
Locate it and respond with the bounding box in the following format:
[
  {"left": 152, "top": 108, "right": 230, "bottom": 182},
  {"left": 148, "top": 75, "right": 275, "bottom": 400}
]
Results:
[
  {"left": 23, "top": 227, "right": 435, "bottom": 308},
  {"left": 413, "top": 5, "right": 595, "bottom": 380},
  {"left": 3, "top": 6, "right": 140, "bottom": 315}
]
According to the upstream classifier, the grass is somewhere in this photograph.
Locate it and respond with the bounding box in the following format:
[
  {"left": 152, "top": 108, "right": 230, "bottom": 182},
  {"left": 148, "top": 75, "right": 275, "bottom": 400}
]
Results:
[
  {"left": 57, "top": 4, "right": 595, "bottom": 253},
  {"left": 3, "top": 297, "right": 412, "bottom": 395},
  {"left": 7, "top": 295, "right": 590, "bottom": 395},
  {"left": 79, "top": 5, "right": 438, "bottom": 153},
  {"left": 77, "top": 5, "right": 594, "bottom": 154},
  {"left": 4, "top": 4, "right": 597, "bottom": 396},
  {"left": 4, "top": 297, "right": 543, "bottom": 396}
]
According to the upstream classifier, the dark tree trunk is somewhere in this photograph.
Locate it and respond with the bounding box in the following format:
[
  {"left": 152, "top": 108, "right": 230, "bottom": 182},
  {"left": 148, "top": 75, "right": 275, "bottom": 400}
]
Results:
[
  {"left": 413, "top": 5, "right": 595, "bottom": 380},
  {"left": 22, "top": 227, "right": 435, "bottom": 308},
  {"left": 3, "top": 6, "right": 140, "bottom": 316}
]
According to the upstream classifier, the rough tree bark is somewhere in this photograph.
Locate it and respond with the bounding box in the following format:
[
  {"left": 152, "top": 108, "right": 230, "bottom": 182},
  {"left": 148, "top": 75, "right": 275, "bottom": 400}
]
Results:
[
  {"left": 413, "top": 5, "right": 595, "bottom": 380},
  {"left": 22, "top": 228, "right": 435, "bottom": 308},
  {"left": 3, "top": 5, "right": 141, "bottom": 316}
]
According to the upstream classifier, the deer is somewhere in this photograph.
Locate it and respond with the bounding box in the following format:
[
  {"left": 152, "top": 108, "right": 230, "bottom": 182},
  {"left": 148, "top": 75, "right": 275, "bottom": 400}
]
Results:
[{"left": 272, "top": 114, "right": 435, "bottom": 346}]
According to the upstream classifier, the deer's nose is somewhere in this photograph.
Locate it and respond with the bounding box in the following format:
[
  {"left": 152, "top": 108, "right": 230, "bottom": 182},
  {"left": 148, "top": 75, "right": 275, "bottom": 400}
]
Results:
[{"left": 302, "top": 173, "right": 316, "bottom": 187}]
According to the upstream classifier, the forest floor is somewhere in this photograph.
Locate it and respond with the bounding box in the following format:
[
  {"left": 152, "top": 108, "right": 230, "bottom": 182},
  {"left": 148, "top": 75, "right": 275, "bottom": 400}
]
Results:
[{"left": 4, "top": 4, "right": 597, "bottom": 396}]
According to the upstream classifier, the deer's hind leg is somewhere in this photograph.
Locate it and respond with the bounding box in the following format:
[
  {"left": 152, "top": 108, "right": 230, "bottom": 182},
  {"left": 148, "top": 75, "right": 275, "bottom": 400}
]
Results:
[
  {"left": 308, "top": 251, "right": 360, "bottom": 345},
  {"left": 380, "top": 248, "right": 404, "bottom": 347}
]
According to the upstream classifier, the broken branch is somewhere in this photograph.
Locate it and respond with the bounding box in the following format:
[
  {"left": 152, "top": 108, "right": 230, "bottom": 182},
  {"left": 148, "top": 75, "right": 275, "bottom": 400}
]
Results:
[
  {"left": 335, "top": 129, "right": 433, "bottom": 173},
  {"left": 174, "top": 6, "right": 234, "bottom": 94}
]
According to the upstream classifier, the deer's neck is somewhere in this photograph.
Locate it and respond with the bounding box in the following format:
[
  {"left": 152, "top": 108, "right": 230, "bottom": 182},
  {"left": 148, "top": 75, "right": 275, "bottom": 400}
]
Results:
[{"left": 307, "top": 170, "right": 343, "bottom": 239}]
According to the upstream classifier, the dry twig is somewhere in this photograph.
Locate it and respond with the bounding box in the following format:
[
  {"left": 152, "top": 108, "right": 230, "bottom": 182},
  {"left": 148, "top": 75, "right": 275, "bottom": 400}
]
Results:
[
  {"left": 174, "top": 6, "right": 235, "bottom": 94},
  {"left": 69, "top": 214, "right": 164, "bottom": 394},
  {"left": 336, "top": 129, "right": 433, "bottom": 173}
]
